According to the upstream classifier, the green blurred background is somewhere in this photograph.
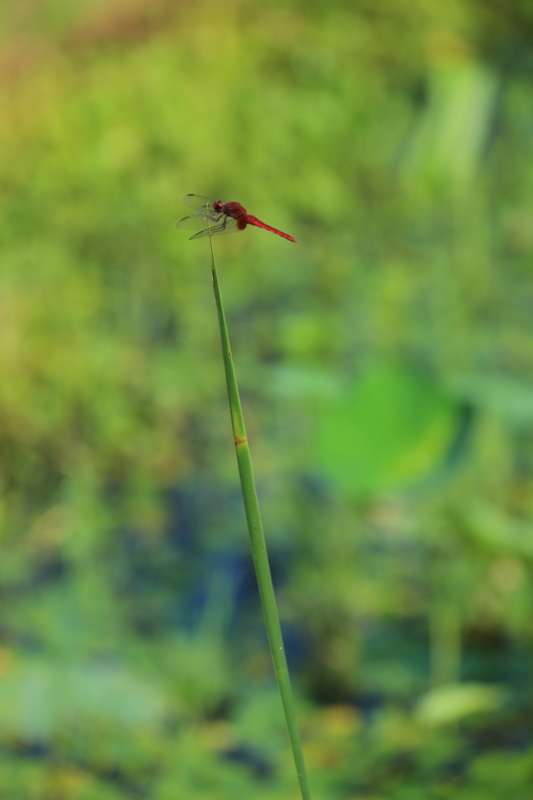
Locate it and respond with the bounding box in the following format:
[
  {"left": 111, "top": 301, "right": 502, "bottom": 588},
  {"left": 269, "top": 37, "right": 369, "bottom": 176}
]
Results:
[{"left": 1, "top": 0, "right": 533, "bottom": 797}]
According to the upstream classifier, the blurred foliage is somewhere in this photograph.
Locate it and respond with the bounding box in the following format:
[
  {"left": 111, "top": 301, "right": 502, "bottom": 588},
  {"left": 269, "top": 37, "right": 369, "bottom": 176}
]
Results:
[{"left": 1, "top": 0, "right": 533, "bottom": 797}]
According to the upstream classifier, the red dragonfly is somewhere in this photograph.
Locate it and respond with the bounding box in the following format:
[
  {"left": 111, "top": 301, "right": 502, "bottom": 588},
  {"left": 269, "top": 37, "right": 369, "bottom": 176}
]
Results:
[{"left": 177, "top": 194, "right": 297, "bottom": 242}]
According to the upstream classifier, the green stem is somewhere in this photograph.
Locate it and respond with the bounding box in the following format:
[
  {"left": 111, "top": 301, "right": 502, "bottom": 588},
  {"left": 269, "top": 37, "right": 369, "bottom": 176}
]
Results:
[{"left": 209, "top": 236, "right": 312, "bottom": 800}]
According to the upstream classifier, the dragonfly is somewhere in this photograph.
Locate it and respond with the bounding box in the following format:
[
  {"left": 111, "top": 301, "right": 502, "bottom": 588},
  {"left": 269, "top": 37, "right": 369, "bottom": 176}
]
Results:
[{"left": 177, "top": 194, "right": 297, "bottom": 242}]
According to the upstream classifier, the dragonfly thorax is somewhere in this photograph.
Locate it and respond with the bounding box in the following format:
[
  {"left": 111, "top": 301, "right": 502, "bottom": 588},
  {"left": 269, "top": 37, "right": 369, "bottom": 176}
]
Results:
[{"left": 223, "top": 201, "right": 247, "bottom": 219}]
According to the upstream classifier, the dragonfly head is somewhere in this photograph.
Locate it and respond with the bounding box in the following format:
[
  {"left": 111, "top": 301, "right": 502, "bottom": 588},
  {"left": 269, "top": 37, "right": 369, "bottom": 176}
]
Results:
[{"left": 212, "top": 200, "right": 224, "bottom": 211}]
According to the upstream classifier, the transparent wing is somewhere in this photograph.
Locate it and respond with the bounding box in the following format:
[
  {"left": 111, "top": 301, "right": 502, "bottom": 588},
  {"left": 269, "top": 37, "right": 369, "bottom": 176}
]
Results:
[
  {"left": 189, "top": 217, "right": 240, "bottom": 239},
  {"left": 183, "top": 194, "right": 226, "bottom": 215},
  {"left": 177, "top": 214, "right": 217, "bottom": 231}
]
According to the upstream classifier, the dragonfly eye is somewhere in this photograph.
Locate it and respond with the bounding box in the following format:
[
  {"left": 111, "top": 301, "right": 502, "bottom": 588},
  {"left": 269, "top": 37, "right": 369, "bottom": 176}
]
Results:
[{"left": 213, "top": 200, "right": 223, "bottom": 211}]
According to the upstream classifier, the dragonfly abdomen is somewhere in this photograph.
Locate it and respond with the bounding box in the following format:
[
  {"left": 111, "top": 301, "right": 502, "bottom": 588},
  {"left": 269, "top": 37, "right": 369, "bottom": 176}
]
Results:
[{"left": 246, "top": 215, "right": 297, "bottom": 242}]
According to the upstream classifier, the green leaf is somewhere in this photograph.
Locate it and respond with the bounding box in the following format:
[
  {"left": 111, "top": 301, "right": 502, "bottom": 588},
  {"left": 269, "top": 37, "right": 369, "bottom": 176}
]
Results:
[
  {"left": 415, "top": 683, "right": 507, "bottom": 726},
  {"left": 462, "top": 502, "right": 533, "bottom": 559},
  {"left": 315, "top": 363, "right": 459, "bottom": 497}
]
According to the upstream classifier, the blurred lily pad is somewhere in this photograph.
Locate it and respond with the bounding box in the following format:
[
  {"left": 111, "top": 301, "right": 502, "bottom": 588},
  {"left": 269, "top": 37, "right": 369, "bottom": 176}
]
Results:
[
  {"left": 315, "top": 363, "right": 459, "bottom": 497},
  {"left": 450, "top": 373, "right": 533, "bottom": 428},
  {"left": 0, "top": 660, "right": 166, "bottom": 740}
]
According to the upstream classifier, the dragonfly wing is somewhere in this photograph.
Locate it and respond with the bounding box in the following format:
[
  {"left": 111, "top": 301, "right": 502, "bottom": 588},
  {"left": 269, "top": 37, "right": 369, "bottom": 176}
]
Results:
[
  {"left": 189, "top": 218, "right": 240, "bottom": 239},
  {"left": 176, "top": 214, "right": 207, "bottom": 231},
  {"left": 183, "top": 194, "right": 225, "bottom": 212},
  {"left": 177, "top": 210, "right": 227, "bottom": 228}
]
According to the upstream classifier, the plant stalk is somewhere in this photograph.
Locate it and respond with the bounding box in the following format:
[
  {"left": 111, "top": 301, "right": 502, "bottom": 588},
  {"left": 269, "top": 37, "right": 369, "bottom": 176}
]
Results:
[{"left": 208, "top": 236, "right": 312, "bottom": 800}]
